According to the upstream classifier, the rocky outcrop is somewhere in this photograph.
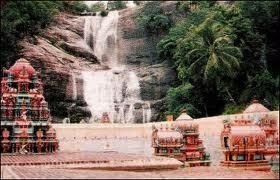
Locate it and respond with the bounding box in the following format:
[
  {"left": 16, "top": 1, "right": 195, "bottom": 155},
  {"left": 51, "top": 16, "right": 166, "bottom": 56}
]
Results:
[
  {"left": 138, "top": 62, "right": 176, "bottom": 100},
  {"left": 18, "top": 13, "right": 101, "bottom": 122},
  {"left": 118, "top": 3, "right": 177, "bottom": 122},
  {"left": 16, "top": 2, "right": 178, "bottom": 123}
]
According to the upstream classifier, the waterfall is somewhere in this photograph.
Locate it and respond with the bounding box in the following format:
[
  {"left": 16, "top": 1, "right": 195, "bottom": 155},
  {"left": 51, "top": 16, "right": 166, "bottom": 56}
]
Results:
[
  {"left": 72, "top": 72, "right": 77, "bottom": 101},
  {"left": 82, "top": 11, "right": 151, "bottom": 123}
]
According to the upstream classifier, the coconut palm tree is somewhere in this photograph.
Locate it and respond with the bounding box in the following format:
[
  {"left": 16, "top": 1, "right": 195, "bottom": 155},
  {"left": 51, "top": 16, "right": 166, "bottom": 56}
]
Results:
[{"left": 176, "top": 16, "right": 242, "bottom": 81}]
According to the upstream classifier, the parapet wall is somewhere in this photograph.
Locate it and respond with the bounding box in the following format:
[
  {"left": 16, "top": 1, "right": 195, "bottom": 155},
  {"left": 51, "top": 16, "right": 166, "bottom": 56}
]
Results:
[{"left": 53, "top": 111, "right": 279, "bottom": 165}]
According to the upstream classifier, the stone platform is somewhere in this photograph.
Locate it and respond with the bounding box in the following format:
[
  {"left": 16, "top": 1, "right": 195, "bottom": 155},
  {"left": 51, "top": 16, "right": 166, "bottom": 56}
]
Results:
[
  {"left": 1, "top": 165, "right": 277, "bottom": 179},
  {"left": 0, "top": 152, "right": 183, "bottom": 170}
]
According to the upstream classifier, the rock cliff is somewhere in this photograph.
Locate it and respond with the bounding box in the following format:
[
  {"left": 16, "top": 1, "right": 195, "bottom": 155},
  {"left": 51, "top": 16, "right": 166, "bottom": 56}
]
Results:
[
  {"left": 18, "top": 13, "right": 103, "bottom": 123},
  {"left": 17, "top": 2, "right": 178, "bottom": 123},
  {"left": 118, "top": 4, "right": 177, "bottom": 121}
]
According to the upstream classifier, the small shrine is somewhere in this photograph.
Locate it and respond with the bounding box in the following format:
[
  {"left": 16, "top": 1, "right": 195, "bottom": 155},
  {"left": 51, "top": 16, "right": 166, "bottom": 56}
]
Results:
[
  {"left": 243, "top": 99, "right": 270, "bottom": 114},
  {"left": 101, "top": 112, "right": 110, "bottom": 123},
  {"left": 243, "top": 99, "right": 279, "bottom": 161},
  {"left": 152, "top": 124, "right": 184, "bottom": 161},
  {"left": 1, "top": 58, "right": 59, "bottom": 154},
  {"left": 220, "top": 118, "right": 271, "bottom": 171},
  {"left": 175, "top": 109, "right": 211, "bottom": 167},
  {"left": 152, "top": 109, "right": 210, "bottom": 166}
]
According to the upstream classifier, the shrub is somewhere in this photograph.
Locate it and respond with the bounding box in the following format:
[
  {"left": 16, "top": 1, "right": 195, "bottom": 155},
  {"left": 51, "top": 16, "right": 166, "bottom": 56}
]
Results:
[
  {"left": 100, "top": 10, "right": 109, "bottom": 17},
  {"left": 89, "top": 2, "right": 105, "bottom": 12},
  {"left": 222, "top": 104, "right": 246, "bottom": 115},
  {"left": 71, "top": 1, "right": 89, "bottom": 14},
  {"left": 107, "top": 1, "right": 126, "bottom": 10},
  {"left": 136, "top": 1, "right": 171, "bottom": 34}
]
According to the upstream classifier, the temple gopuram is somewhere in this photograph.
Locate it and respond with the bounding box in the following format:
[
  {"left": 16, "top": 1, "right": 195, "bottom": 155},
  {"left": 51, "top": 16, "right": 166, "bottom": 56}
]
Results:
[
  {"left": 175, "top": 110, "right": 210, "bottom": 167},
  {"left": 1, "top": 58, "right": 59, "bottom": 154},
  {"left": 152, "top": 110, "right": 210, "bottom": 167},
  {"left": 220, "top": 118, "right": 271, "bottom": 171}
]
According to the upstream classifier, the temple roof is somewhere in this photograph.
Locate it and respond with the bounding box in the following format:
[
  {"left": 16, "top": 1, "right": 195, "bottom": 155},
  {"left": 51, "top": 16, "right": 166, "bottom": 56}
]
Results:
[
  {"left": 157, "top": 131, "right": 183, "bottom": 139},
  {"left": 243, "top": 99, "right": 270, "bottom": 114},
  {"left": 176, "top": 109, "right": 193, "bottom": 121},
  {"left": 230, "top": 125, "right": 266, "bottom": 138},
  {"left": 9, "top": 58, "right": 36, "bottom": 78}
]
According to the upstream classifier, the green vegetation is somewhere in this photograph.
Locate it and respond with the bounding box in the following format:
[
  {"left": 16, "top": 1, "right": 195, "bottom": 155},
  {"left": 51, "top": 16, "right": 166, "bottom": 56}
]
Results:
[
  {"left": 89, "top": 2, "right": 105, "bottom": 13},
  {"left": 133, "top": 1, "right": 141, "bottom": 6},
  {"left": 107, "top": 1, "right": 126, "bottom": 10},
  {"left": 0, "top": 1, "right": 95, "bottom": 69},
  {"left": 158, "top": 1, "right": 279, "bottom": 118},
  {"left": 70, "top": 113, "right": 84, "bottom": 124},
  {"left": 136, "top": 2, "right": 171, "bottom": 34},
  {"left": 100, "top": 10, "right": 109, "bottom": 17},
  {"left": 70, "top": 1, "right": 89, "bottom": 14},
  {"left": 0, "top": 1, "right": 64, "bottom": 68}
]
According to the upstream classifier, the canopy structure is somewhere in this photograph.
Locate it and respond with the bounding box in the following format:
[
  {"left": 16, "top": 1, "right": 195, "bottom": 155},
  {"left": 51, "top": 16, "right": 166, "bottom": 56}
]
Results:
[
  {"left": 176, "top": 109, "right": 193, "bottom": 121},
  {"left": 243, "top": 99, "right": 270, "bottom": 114}
]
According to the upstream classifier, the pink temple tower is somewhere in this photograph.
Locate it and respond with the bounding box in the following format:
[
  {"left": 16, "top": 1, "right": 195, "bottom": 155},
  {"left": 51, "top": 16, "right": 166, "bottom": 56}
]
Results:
[{"left": 1, "top": 58, "right": 59, "bottom": 154}]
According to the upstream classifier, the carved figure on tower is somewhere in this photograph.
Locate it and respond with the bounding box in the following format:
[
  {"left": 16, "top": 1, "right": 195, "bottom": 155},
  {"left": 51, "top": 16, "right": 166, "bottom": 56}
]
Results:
[{"left": 1, "top": 58, "right": 59, "bottom": 154}]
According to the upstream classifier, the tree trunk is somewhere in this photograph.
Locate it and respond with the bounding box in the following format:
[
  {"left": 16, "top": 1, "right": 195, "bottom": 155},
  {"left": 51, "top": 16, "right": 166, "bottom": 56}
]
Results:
[
  {"left": 225, "top": 87, "right": 236, "bottom": 105},
  {"left": 203, "top": 104, "right": 208, "bottom": 117}
]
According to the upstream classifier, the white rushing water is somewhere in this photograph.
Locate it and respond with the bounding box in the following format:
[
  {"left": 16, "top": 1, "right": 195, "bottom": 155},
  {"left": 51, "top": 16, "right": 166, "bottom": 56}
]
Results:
[
  {"left": 72, "top": 72, "right": 77, "bottom": 101},
  {"left": 82, "top": 10, "right": 151, "bottom": 123}
]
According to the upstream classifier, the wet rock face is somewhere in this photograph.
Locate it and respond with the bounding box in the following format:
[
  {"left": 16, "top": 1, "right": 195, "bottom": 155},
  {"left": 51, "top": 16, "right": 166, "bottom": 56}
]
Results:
[
  {"left": 138, "top": 62, "right": 176, "bottom": 101},
  {"left": 118, "top": 4, "right": 177, "bottom": 122},
  {"left": 18, "top": 13, "right": 100, "bottom": 122},
  {"left": 16, "top": 3, "right": 178, "bottom": 123}
]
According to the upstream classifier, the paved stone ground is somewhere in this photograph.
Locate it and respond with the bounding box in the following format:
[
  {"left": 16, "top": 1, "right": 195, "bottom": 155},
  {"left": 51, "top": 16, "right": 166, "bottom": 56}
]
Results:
[
  {"left": 1, "top": 152, "right": 148, "bottom": 166},
  {"left": 1, "top": 166, "right": 277, "bottom": 179}
]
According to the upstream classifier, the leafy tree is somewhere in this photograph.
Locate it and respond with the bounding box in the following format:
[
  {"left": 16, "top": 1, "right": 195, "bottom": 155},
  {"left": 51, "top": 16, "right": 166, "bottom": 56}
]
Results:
[
  {"left": 157, "top": 6, "right": 210, "bottom": 63},
  {"left": 71, "top": 1, "right": 89, "bottom": 14},
  {"left": 237, "top": 1, "right": 279, "bottom": 76},
  {"left": 165, "top": 83, "right": 202, "bottom": 118},
  {"left": 100, "top": 10, "right": 109, "bottom": 17},
  {"left": 89, "top": 2, "right": 105, "bottom": 13},
  {"left": 158, "top": 1, "right": 279, "bottom": 117},
  {"left": 239, "top": 70, "right": 279, "bottom": 110},
  {"left": 107, "top": 1, "right": 126, "bottom": 10},
  {"left": 175, "top": 16, "right": 242, "bottom": 82},
  {"left": 0, "top": 1, "right": 63, "bottom": 68},
  {"left": 136, "top": 2, "right": 171, "bottom": 34}
]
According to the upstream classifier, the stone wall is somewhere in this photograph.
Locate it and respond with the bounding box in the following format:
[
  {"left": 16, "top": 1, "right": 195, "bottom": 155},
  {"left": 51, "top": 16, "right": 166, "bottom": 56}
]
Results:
[{"left": 53, "top": 111, "right": 279, "bottom": 164}]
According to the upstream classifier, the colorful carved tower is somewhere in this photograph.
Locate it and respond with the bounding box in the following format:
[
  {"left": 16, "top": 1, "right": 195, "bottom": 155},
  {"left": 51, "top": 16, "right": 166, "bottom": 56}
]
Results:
[
  {"left": 152, "top": 124, "right": 185, "bottom": 161},
  {"left": 152, "top": 109, "right": 210, "bottom": 166},
  {"left": 243, "top": 99, "right": 279, "bottom": 162},
  {"left": 1, "top": 58, "right": 59, "bottom": 154},
  {"left": 220, "top": 118, "right": 271, "bottom": 171},
  {"left": 175, "top": 109, "right": 211, "bottom": 167}
]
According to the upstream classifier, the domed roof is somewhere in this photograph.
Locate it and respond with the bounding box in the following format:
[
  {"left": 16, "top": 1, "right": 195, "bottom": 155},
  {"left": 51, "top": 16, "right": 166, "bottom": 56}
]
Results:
[
  {"left": 9, "top": 58, "right": 36, "bottom": 78},
  {"left": 176, "top": 109, "right": 193, "bottom": 121},
  {"left": 243, "top": 99, "right": 270, "bottom": 114}
]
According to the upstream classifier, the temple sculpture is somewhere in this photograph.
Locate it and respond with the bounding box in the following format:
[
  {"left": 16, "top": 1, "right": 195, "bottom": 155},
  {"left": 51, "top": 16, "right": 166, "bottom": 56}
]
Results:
[
  {"left": 152, "top": 109, "right": 210, "bottom": 167},
  {"left": 175, "top": 109, "right": 211, "bottom": 166},
  {"left": 101, "top": 112, "right": 110, "bottom": 123},
  {"left": 1, "top": 58, "right": 59, "bottom": 154},
  {"left": 220, "top": 118, "right": 271, "bottom": 171},
  {"left": 152, "top": 124, "right": 185, "bottom": 161},
  {"left": 243, "top": 99, "right": 279, "bottom": 162}
]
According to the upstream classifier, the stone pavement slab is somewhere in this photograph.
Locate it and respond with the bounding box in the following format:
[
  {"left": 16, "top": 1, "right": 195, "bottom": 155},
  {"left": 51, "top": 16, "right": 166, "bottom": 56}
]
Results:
[{"left": 1, "top": 166, "right": 277, "bottom": 179}]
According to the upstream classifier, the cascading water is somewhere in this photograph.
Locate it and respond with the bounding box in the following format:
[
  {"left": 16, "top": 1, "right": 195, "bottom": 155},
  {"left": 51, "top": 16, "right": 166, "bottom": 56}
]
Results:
[
  {"left": 72, "top": 72, "right": 77, "bottom": 101},
  {"left": 82, "top": 11, "right": 151, "bottom": 123}
]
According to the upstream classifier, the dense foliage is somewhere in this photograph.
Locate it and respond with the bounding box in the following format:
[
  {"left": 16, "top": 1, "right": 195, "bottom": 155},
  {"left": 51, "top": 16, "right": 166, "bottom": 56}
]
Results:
[
  {"left": 107, "top": 1, "right": 126, "bottom": 10},
  {"left": 0, "top": 1, "right": 94, "bottom": 70},
  {"left": 0, "top": 1, "right": 65, "bottom": 67},
  {"left": 89, "top": 2, "right": 105, "bottom": 13},
  {"left": 158, "top": 1, "right": 279, "bottom": 118},
  {"left": 136, "top": 2, "right": 171, "bottom": 34}
]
